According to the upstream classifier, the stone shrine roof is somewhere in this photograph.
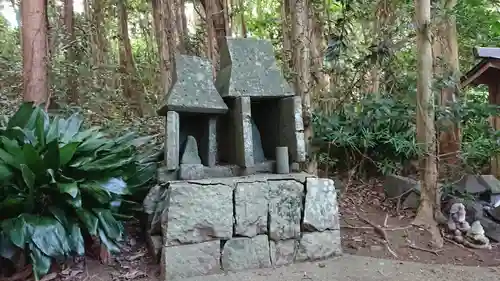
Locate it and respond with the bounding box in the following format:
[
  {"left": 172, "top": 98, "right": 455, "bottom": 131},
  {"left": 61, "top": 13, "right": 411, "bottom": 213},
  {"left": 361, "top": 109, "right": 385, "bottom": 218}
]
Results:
[
  {"left": 215, "top": 37, "right": 295, "bottom": 98},
  {"left": 157, "top": 55, "right": 228, "bottom": 116}
]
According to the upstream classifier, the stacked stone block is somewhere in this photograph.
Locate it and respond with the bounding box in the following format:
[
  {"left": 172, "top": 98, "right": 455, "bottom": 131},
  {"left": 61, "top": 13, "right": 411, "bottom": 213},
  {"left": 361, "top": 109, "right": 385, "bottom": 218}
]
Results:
[{"left": 143, "top": 173, "right": 342, "bottom": 280}]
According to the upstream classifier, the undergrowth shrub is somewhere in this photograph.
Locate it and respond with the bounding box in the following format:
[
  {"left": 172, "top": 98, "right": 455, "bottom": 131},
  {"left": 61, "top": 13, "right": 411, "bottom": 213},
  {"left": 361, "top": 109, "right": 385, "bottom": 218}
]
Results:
[
  {"left": 313, "top": 94, "right": 500, "bottom": 177},
  {"left": 0, "top": 103, "right": 156, "bottom": 279}
]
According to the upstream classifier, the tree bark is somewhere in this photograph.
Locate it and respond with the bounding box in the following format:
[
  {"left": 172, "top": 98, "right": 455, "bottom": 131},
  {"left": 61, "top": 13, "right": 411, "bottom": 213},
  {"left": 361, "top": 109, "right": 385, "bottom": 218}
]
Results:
[
  {"left": 281, "top": 0, "right": 292, "bottom": 81},
  {"left": 152, "top": 0, "right": 175, "bottom": 95},
  {"left": 435, "top": 0, "right": 460, "bottom": 170},
  {"left": 118, "top": 0, "right": 145, "bottom": 116},
  {"left": 201, "top": 0, "right": 229, "bottom": 71},
  {"left": 310, "top": 2, "right": 329, "bottom": 108},
  {"left": 413, "top": 0, "right": 443, "bottom": 248},
  {"left": 289, "top": 0, "right": 317, "bottom": 175},
  {"left": 63, "top": 0, "right": 78, "bottom": 103},
  {"left": 21, "top": 0, "right": 49, "bottom": 106},
  {"left": 205, "top": 0, "right": 218, "bottom": 76}
]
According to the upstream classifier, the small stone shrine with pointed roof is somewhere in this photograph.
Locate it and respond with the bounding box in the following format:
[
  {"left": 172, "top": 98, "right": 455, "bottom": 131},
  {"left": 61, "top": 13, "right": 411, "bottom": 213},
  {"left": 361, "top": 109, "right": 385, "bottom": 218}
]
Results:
[
  {"left": 148, "top": 37, "right": 342, "bottom": 281},
  {"left": 157, "top": 38, "right": 306, "bottom": 180}
]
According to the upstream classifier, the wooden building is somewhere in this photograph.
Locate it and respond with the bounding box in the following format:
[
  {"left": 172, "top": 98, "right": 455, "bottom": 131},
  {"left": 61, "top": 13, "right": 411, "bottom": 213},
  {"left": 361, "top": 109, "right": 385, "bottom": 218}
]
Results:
[{"left": 461, "top": 47, "right": 500, "bottom": 177}]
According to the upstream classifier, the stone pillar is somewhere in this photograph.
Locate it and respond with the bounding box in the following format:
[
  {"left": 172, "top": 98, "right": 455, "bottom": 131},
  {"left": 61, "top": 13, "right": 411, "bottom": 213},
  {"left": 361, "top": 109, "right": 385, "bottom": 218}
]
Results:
[
  {"left": 206, "top": 117, "right": 218, "bottom": 167},
  {"left": 233, "top": 97, "right": 254, "bottom": 167},
  {"left": 164, "top": 111, "right": 180, "bottom": 170},
  {"left": 275, "top": 146, "right": 290, "bottom": 174},
  {"left": 279, "top": 96, "right": 306, "bottom": 163}
]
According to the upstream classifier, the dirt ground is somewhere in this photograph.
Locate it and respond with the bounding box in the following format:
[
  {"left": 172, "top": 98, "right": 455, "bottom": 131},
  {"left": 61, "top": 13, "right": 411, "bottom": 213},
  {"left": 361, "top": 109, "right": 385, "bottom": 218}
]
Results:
[
  {"left": 14, "top": 178, "right": 500, "bottom": 281},
  {"left": 339, "top": 178, "right": 500, "bottom": 266}
]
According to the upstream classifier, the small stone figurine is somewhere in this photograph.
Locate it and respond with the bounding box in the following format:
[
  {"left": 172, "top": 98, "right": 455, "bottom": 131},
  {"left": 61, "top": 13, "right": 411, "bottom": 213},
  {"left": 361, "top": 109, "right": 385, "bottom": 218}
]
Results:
[{"left": 446, "top": 202, "right": 491, "bottom": 249}]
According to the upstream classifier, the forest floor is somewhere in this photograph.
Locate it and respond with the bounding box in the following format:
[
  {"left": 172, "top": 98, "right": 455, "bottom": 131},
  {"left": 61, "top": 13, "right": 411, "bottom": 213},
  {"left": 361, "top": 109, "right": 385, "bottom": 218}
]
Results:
[
  {"left": 1, "top": 170, "right": 497, "bottom": 281},
  {"left": 41, "top": 178, "right": 500, "bottom": 281}
]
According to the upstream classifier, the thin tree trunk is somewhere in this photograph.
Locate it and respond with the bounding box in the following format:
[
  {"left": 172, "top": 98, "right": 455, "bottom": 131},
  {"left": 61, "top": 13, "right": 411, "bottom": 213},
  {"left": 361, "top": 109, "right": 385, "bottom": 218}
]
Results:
[
  {"left": 118, "top": 0, "right": 144, "bottom": 116},
  {"left": 21, "top": 0, "right": 49, "bottom": 106},
  {"left": 413, "top": 0, "right": 443, "bottom": 248},
  {"left": 281, "top": 0, "right": 291, "bottom": 81},
  {"left": 205, "top": 0, "right": 217, "bottom": 76},
  {"left": 310, "top": 2, "right": 329, "bottom": 108},
  {"left": 153, "top": 0, "right": 175, "bottom": 95},
  {"left": 290, "top": 0, "right": 317, "bottom": 175},
  {"left": 64, "top": 0, "right": 78, "bottom": 103},
  {"left": 436, "top": 0, "right": 460, "bottom": 170}
]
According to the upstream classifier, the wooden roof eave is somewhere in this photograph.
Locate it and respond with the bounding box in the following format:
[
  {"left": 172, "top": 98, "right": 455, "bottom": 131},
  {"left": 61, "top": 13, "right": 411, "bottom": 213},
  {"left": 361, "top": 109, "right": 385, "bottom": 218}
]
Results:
[{"left": 461, "top": 59, "right": 500, "bottom": 89}]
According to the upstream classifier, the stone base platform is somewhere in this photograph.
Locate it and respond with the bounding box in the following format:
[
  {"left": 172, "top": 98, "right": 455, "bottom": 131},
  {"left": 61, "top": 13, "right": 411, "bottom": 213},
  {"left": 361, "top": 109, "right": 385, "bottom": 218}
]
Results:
[{"left": 143, "top": 173, "right": 342, "bottom": 280}]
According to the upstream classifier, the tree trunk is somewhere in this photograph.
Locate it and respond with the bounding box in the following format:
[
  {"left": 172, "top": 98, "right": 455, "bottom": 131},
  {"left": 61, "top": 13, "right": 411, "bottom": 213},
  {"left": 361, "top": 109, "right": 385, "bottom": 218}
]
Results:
[
  {"left": 205, "top": 0, "right": 218, "bottom": 76},
  {"left": 413, "top": 0, "right": 443, "bottom": 248},
  {"left": 152, "top": 0, "right": 176, "bottom": 96},
  {"left": 88, "top": 0, "right": 109, "bottom": 89},
  {"left": 118, "top": 0, "right": 144, "bottom": 116},
  {"left": 21, "top": 0, "right": 49, "bottom": 106},
  {"left": 310, "top": 2, "right": 329, "bottom": 108},
  {"left": 175, "top": 0, "right": 186, "bottom": 52},
  {"left": 281, "top": 0, "right": 291, "bottom": 81},
  {"left": 289, "top": 0, "right": 316, "bottom": 175},
  {"left": 201, "top": 0, "right": 229, "bottom": 71},
  {"left": 63, "top": 0, "right": 78, "bottom": 103},
  {"left": 435, "top": 0, "right": 460, "bottom": 171}
]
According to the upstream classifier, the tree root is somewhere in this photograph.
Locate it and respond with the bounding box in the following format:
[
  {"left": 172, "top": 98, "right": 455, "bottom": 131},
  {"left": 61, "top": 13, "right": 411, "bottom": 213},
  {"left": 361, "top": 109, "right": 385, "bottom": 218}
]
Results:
[
  {"left": 408, "top": 244, "right": 442, "bottom": 256},
  {"left": 355, "top": 212, "right": 400, "bottom": 258}
]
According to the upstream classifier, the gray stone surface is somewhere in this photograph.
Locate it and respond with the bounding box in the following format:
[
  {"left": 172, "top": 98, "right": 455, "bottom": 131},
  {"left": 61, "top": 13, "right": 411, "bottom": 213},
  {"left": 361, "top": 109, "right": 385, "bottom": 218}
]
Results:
[
  {"left": 163, "top": 182, "right": 233, "bottom": 246},
  {"left": 240, "top": 161, "right": 274, "bottom": 176},
  {"left": 275, "top": 146, "right": 290, "bottom": 174},
  {"left": 158, "top": 55, "right": 228, "bottom": 115},
  {"left": 146, "top": 234, "right": 162, "bottom": 262},
  {"left": 478, "top": 174, "right": 500, "bottom": 194},
  {"left": 215, "top": 38, "right": 295, "bottom": 98},
  {"left": 402, "top": 191, "right": 420, "bottom": 209},
  {"left": 145, "top": 187, "right": 169, "bottom": 235},
  {"left": 179, "top": 173, "right": 312, "bottom": 187},
  {"left": 295, "top": 132, "right": 307, "bottom": 162},
  {"left": 270, "top": 239, "right": 298, "bottom": 266},
  {"left": 465, "top": 201, "right": 484, "bottom": 223},
  {"left": 279, "top": 97, "right": 306, "bottom": 163},
  {"left": 478, "top": 216, "right": 500, "bottom": 242},
  {"left": 290, "top": 162, "right": 301, "bottom": 172},
  {"left": 181, "top": 136, "right": 202, "bottom": 164},
  {"left": 456, "top": 175, "right": 489, "bottom": 194},
  {"left": 251, "top": 119, "right": 266, "bottom": 164},
  {"left": 204, "top": 165, "right": 238, "bottom": 178},
  {"left": 492, "top": 205, "right": 500, "bottom": 221},
  {"left": 303, "top": 178, "right": 339, "bottom": 232},
  {"left": 179, "top": 164, "right": 205, "bottom": 180},
  {"left": 157, "top": 166, "right": 178, "bottom": 182},
  {"left": 201, "top": 117, "right": 218, "bottom": 167},
  {"left": 234, "top": 181, "right": 269, "bottom": 237},
  {"left": 268, "top": 180, "right": 304, "bottom": 241},
  {"left": 296, "top": 231, "right": 342, "bottom": 262},
  {"left": 383, "top": 175, "right": 421, "bottom": 199},
  {"left": 165, "top": 111, "right": 180, "bottom": 170},
  {"left": 161, "top": 241, "right": 222, "bottom": 280},
  {"left": 143, "top": 184, "right": 163, "bottom": 215},
  {"left": 233, "top": 96, "right": 254, "bottom": 167},
  {"left": 221, "top": 235, "right": 271, "bottom": 272}
]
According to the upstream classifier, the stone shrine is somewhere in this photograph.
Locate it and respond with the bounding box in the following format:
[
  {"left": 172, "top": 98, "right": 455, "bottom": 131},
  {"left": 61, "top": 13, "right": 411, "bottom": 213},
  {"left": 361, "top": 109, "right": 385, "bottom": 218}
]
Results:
[{"left": 146, "top": 37, "right": 341, "bottom": 281}]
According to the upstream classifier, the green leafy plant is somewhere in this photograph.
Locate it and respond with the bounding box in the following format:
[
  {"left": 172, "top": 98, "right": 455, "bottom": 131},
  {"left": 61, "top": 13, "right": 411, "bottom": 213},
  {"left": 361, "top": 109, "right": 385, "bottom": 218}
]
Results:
[
  {"left": 0, "top": 102, "right": 156, "bottom": 280},
  {"left": 313, "top": 93, "right": 500, "bottom": 177},
  {"left": 313, "top": 95, "right": 420, "bottom": 176}
]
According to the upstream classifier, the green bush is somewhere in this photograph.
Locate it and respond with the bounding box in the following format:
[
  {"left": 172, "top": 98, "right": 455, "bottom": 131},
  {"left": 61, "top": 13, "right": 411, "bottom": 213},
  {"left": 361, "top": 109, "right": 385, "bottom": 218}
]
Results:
[
  {"left": 313, "top": 94, "right": 500, "bottom": 176},
  {"left": 0, "top": 103, "right": 156, "bottom": 279},
  {"left": 313, "top": 95, "right": 419, "bottom": 176}
]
